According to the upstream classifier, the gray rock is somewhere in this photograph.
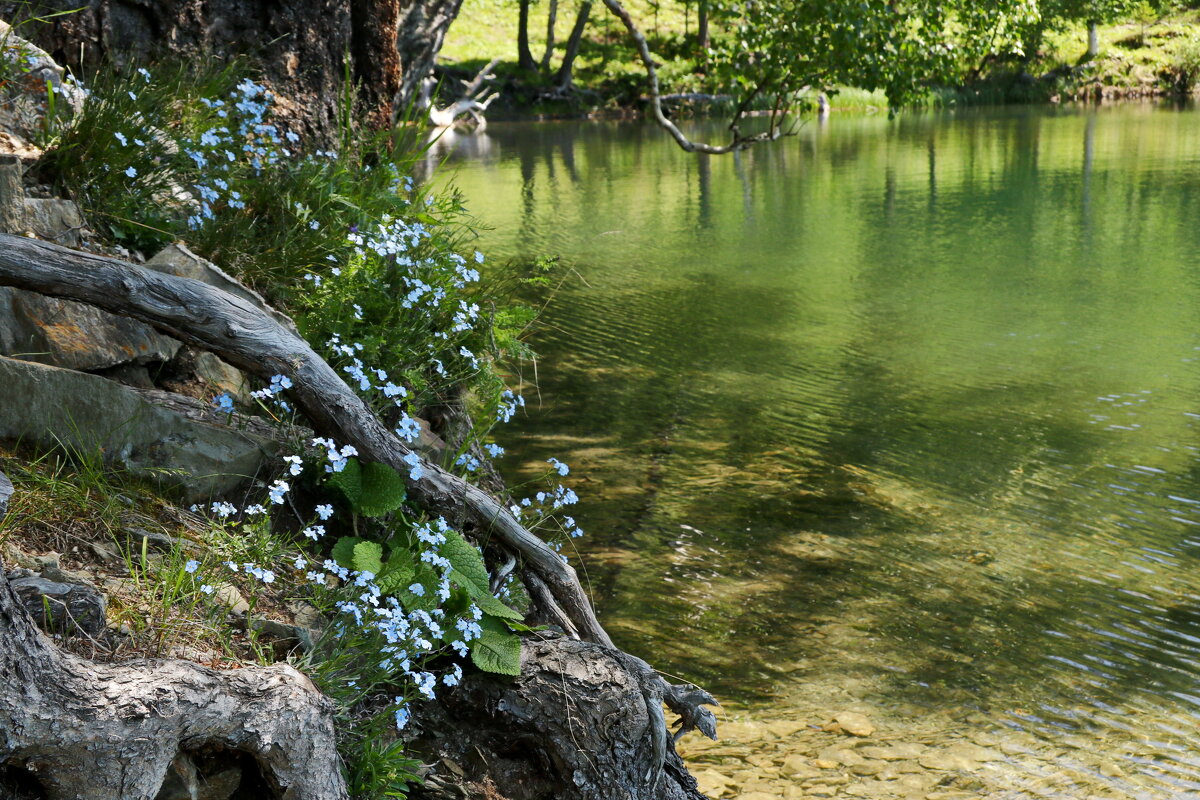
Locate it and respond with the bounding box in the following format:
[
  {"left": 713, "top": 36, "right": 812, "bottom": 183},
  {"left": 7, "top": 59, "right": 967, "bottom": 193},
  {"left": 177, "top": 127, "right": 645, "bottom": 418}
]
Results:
[
  {"left": 214, "top": 584, "right": 249, "bottom": 616},
  {"left": 250, "top": 615, "right": 322, "bottom": 651},
  {"left": 9, "top": 574, "right": 106, "bottom": 636},
  {"left": 22, "top": 197, "right": 84, "bottom": 247},
  {"left": 0, "top": 154, "right": 22, "bottom": 233},
  {"left": 0, "top": 287, "right": 180, "bottom": 371},
  {"left": 0, "top": 355, "right": 283, "bottom": 499},
  {"left": 146, "top": 244, "right": 299, "bottom": 334}
]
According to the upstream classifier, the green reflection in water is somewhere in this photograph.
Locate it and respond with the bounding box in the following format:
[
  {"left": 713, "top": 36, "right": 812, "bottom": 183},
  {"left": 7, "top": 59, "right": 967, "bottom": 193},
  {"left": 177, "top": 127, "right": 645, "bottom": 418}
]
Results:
[{"left": 436, "top": 106, "right": 1200, "bottom": 781}]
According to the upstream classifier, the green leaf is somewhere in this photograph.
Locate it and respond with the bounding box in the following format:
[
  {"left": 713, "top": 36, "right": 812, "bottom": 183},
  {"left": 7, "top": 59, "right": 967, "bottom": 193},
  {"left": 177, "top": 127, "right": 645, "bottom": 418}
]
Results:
[
  {"left": 326, "top": 458, "right": 363, "bottom": 509},
  {"left": 394, "top": 563, "right": 439, "bottom": 611},
  {"left": 454, "top": 575, "right": 522, "bottom": 621},
  {"left": 439, "top": 529, "right": 523, "bottom": 621},
  {"left": 440, "top": 529, "right": 490, "bottom": 595},
  {"left": 470, "top": 615, "right": 522, "bottom": 676},
  {"left": 356, "top": 461, "right": 407, "bottom": 517},
  {"left": 331, "top": 536, "right": 366, "bottom": 570},
  {"left": 352, "top": 540, "right": 384, "bottom": 575},
  {"left": 376, "top": 559, "right": 416, "bottom": 595}
]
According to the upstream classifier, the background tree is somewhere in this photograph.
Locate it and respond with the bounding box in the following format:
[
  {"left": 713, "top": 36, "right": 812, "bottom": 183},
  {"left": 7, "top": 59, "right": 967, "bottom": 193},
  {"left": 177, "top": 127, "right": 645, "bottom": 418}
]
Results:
[{"left": 602, "top": 0, "right": 1042, "bottom": 152}]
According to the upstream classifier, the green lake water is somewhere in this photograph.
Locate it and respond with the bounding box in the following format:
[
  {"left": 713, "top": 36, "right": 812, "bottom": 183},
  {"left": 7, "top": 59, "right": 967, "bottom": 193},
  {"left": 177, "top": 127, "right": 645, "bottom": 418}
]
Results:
[{"left": 438, "top": 106, "right": 1200, "bottom": 798}]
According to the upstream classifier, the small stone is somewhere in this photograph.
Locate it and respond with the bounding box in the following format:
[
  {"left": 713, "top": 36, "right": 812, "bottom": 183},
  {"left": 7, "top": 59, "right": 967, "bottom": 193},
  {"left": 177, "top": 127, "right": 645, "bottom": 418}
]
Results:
[
  {"left": 781, "top": 755, "right": 822, "bottom": 779},
  {"left": 766, "top": 719, "right": 808, "bottom": 738},
  {"left": 835, "top": 711, "right": 876, "bottom": 737},
  {"left": 860, "top": 743, "right": 927, "bottom": 761},
  {"left": 918, "top": 741, "right": 1001, "bottom": 772},
  {"left": 1099, "top": 763, "right": 1125, "bottom": 778},
  {"left": 806, "top": 786, "right": 837, "bottom": 798},
  {"left": 213, "top": 584, "right": 249, "bottom": 615},
  {"left": 692, "top": 769, "right": 734, "bottom": 797},
  {"left": 818, "top": 746, "right": 866, "bottom": 767},
  {"left": 815, "top": 759, "right": 840, "bottom": 770},
  {"left": 850, "top": 761, "right": 883, "bottom": 776}
]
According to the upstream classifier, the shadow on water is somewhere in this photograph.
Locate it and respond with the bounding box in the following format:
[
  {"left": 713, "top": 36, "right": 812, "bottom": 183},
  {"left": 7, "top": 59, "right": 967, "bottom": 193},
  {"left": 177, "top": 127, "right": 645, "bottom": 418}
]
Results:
[{"left": 438, "top": 104, "right": 1200, "bottom": 793}]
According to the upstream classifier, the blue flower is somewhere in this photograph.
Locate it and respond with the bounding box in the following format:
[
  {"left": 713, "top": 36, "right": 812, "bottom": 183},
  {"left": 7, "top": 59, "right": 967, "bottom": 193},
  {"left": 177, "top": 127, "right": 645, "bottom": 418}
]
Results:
[
  {"left": 124, "top": 166, "right": 137, "bottom": 178},
  {"left": 184, "top": 560, "right": 200, "bottom": 574},
  {"left": 268, "top": 480, "right": 289, "bottom": 504},
  {"left": 213, "top": 392, "right": 234, "bottom": 412}
]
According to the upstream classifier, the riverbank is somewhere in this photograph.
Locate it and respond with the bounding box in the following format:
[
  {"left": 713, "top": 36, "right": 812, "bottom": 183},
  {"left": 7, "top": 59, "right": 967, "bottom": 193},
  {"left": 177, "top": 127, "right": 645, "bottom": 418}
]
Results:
[{"left": 438, "top": 5, "right": 1200, "bottom": 119}]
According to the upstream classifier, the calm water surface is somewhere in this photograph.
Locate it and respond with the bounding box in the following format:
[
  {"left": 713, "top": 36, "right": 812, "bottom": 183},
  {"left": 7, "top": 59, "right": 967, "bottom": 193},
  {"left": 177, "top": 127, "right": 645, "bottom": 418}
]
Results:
[{"left": 437, "top": 106, "right": 1200, "bottom": 798}]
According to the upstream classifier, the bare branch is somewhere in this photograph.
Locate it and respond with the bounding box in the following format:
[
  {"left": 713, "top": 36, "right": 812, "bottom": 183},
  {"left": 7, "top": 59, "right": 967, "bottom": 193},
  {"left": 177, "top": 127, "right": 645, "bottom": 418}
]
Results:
[{"left": 599, "top": 0, "right": 786, "bottom": 154}]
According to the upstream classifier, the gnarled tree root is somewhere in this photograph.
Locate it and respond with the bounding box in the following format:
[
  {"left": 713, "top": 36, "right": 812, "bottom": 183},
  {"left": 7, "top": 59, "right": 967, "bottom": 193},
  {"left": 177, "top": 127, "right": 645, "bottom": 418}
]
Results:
[
  {"left": 410, "top": 634, "right": 706, "bottom": 800},
  {"left": 0, "top": 469, "right": 347, "bottom": 800}
]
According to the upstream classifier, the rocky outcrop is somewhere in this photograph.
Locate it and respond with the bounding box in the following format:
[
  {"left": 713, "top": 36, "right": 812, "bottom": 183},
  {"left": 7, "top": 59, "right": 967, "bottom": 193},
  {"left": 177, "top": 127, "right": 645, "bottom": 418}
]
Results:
[
  {"left": 0, "top": 355, "right": 282, "bottom": 498},
  {"left": 0, "top": 287, "right": 182, "bottom": 370}
]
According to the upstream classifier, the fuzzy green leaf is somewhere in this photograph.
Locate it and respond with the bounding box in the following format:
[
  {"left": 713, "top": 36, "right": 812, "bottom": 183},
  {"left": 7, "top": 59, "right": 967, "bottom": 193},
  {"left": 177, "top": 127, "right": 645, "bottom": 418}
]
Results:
[
  {"left": 356, "top": 461, "right": 407, "bottom": 517},
  {"left": 331, "top": 536, "right": 366, "bottom": 570},
  {"left": 451, "top": 573, "right": 522, "bottom": 621},
  {"left": 376, "top": 560, "right": 416, "bottom": 595},
  {"left": 439, "top": 529, "right": 490, "bottom": 595},
  {"left": 326, "top": 458, "right": 363, "bottom": 509},
  {"left": 470, "top": 615, "right": 522, "bottom": 676},
  {"left": 352, "top": 540, "right": 384, "bottom": 576}
]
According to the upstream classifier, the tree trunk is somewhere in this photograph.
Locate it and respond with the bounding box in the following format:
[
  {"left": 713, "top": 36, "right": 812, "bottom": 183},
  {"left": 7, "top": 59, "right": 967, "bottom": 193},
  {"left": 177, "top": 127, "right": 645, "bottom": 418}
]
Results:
[
  {"left": 541, "top": 0, "right": 559, "bottom": 72},
  {"left": 394, "top": 0, "right": 467, "bottom": 115},
  {"left": 0, "top": 470, "right": 346, "bottom": 800},
  {"left": 697, "top": 0, "right": 708, "bottom": 52},
  {"left": 554, "top": 0, "right": 592, "bottom": 89},
  {"left": 1086, "top": 19, "right": 1099, "bottom": 59},
  {"left": 517, "top": 0, "right": 538, "bottom": 72},
  {"left": 1, "top": 0, "right": 463, "bottom": 136}
]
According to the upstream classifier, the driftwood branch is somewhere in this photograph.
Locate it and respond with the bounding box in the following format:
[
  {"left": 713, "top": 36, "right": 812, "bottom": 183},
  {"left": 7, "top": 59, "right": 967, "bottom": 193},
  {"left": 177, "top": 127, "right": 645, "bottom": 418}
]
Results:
[
  {"left": 0, "top": 468, "right": 345, "bottom": 800},
  {"left": 0, "top": 232, "right": 612, "bottom": 648},
  {"left": 429, "top": 57, "right": 500, "bottom": 129}
]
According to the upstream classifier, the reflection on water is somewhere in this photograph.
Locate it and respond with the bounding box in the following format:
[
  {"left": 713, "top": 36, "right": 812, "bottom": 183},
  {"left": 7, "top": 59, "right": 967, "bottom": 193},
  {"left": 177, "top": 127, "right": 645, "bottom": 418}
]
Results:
[{"left": 438, "top": 105, "right": 1200, "bottom": 798}]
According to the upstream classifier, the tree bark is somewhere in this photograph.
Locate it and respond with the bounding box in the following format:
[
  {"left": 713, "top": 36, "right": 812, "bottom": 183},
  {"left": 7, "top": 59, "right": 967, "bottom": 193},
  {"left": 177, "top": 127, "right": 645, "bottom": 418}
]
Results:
[
  {"left": 541, "top": 0, "right": 558, "bottom": 73},
  {"left": 696, "top": 0, "right": 708, "bottom": 52},
  {"left": 0, "top": 469, "right": 346, "bottom": 800},
  {"left": 394, "top": 0, "right": 467, "bottom": 116},
  {"left": 411, "top": 635, "right": 707, "bottom": 800},
  {"left": 1, "top": 0, "right": 463, "bottom": 136},
  {"left": 1086, "top": 19, "right": 1099, "bottom": 59},
  {"left": 517, "top": 0, "right": 538, "bottom": 72},
  {"left": 554, "top": 0, "right": 592, "bottom": 89}
]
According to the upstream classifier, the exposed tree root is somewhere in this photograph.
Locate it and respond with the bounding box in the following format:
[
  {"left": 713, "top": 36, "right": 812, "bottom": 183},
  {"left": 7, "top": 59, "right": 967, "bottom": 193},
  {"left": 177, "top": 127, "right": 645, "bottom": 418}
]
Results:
[{"left": 0, "top": 467, "right": 346, "bottom": 800}]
